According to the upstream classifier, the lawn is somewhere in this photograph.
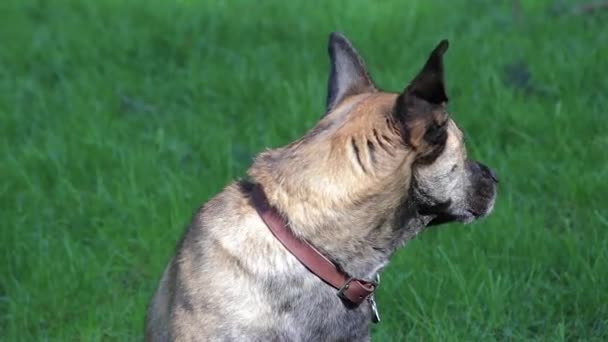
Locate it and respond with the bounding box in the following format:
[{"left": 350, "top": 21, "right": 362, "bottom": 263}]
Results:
[{"left": 1, "top": 0, "right": 607, "bottom": 340}]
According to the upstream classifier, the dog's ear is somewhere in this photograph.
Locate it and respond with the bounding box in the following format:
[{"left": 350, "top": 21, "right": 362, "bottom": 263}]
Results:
[
  {"left": 394, "top": 40, "right": 450, "bottom": 157},
  {"left": 405, "top": 39, "right": 449, "bottom": 104},
  {"left": 325, "top": 32, "right": 377, "bottom": 114}
]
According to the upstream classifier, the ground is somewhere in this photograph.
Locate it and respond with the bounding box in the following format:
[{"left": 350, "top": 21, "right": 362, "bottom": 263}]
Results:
[{"left": 1, "top": 0, "right": 607, "bottom": 340}]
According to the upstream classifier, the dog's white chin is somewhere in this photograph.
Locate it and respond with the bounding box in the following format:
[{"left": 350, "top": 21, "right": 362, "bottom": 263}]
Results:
[{"left": 461, "top": 211, "right": 477, "bottom": 224}]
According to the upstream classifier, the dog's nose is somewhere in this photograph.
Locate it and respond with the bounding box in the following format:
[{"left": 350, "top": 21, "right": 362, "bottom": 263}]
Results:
[{"left": 479, "top": 163, "right": 499, "bottom": 183}]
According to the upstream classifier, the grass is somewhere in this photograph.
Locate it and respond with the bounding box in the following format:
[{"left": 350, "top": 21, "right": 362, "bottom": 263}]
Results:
[{"left": 0, "top": 0, "right": 607, "bottom": 340}]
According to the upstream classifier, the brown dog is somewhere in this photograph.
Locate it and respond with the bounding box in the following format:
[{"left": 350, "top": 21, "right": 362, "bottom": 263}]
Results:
[{"left": 145, "top": 32, "right": 498, "bottom": 341}]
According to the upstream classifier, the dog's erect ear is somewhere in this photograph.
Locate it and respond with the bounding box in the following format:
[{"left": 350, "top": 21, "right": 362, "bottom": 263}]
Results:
[
  {"left": 404, "top": 39, "right": 449, "bottom": 104},
  {"left": 325, "top": 32, "right": 377, "bottom": 114},
  {"left": 394, "top": 40, "right": 450, "bottom": 156}
]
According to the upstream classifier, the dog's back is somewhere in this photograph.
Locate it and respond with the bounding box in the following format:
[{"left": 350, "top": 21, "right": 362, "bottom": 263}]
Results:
[
  {"left": 145, "top": 182, "right": 266, "bottom": 340},
  {"left": 145, "top": 264, "right": 171, "bottom": 341}
]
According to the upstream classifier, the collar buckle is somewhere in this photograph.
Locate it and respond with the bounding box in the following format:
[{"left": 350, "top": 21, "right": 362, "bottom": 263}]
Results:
[{"left": 336, "top": 277, "right": 355, "bottom": 300}]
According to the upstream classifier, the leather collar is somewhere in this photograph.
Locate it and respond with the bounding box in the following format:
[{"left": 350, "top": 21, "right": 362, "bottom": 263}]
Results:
[{"left": 251, "top": 184, "right": 377, "bottom": 306}]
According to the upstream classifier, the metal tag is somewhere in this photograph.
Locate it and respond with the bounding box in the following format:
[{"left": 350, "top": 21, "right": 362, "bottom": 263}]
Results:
[{"left": 368, "top": 294, "right": 380, "bottom": 323}]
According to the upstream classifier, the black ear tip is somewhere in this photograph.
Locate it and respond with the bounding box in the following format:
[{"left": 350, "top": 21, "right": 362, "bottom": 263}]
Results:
[
  {"left": 329, "top": 32, "right": 344, "bottom": 40},
  {"left": 328, "top": 32, "right": 355, "bottom": 57},
  {"left": 329, "top": 32, "right": 349, "bottom": 47},
  {"left": 435, "top": 39, "right": 449, "bottom": 55}
]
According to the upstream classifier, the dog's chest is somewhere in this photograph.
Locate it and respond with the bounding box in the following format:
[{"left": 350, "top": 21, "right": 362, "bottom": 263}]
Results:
[{"left": 270, "top": 287, "right": 374, "bottom": 341}]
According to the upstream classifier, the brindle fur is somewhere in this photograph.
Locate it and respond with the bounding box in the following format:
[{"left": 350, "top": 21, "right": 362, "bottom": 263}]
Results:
[{"left": 145, "top": 32, "right": 498, "bottom": 341}]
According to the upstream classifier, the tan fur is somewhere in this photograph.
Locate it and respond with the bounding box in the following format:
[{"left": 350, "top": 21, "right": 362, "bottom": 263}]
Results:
[{"left": 249, "top": 93, "right": 421, "bottom": 275}]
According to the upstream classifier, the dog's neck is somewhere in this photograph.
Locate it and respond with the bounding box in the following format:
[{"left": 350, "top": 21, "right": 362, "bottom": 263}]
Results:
[{"left": 248, "top": 150, "right": 434, "bottom": 279}]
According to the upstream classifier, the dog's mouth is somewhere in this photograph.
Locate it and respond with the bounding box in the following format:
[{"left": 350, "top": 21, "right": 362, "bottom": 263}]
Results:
[
  {"left": 427, "top": 211, "right": 476, "bottom": 226},
  {"left": 419, "top": 185, "right": 497, "bottom": 227},
  {"left": 427, "top": 202, "right": 493, "bottom": 227},
  {"left": 466, "top": 208, "right": 483, "bottom": 218}
]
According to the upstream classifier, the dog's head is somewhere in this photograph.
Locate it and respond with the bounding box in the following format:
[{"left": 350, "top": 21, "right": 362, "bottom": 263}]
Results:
[
  {"left": 321, "top": 32, "right": 497, "bottom": 227},
  {"left": 251, "top": 33, "right": 497, "bottom": 234}
]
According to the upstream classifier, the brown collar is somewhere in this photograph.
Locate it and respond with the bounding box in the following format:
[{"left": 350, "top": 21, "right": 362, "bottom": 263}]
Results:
[{"left": 251, "top": 184, "right": 377, "bottom": 306}]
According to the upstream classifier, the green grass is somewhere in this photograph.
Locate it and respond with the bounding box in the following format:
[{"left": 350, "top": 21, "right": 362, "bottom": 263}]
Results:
[{"left": 1, "top": 0, "right": 607, "bottom": 340}]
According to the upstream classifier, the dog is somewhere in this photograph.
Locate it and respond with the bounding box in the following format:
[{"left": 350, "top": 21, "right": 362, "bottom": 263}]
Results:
[{"left": 145, "top": 32, "right": 498, "bottom": 341}]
